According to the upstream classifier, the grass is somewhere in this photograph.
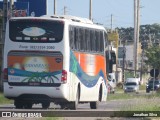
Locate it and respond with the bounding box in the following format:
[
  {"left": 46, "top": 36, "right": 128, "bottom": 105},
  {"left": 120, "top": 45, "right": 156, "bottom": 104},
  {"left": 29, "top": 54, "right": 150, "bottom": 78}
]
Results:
[
  {"left": 40, "top": 118, "right": 62, "bottom": 120},
  {"left": 0, "top": 92, "right": 13, "bottom": 104},
  {"left": 121, "top": 97, "right": 160, "bottom": 111},
  {"left": 108, "top": 88, "right": 160, "bottom": 101},
  {"left": 139, "top": 84, "right": 146, "bottom": 90},
  {"left": 108, "top": 86, "right": 160, "bottom": 112},
  {"left": 108, "top": 84, "right": 147, "bottom": 101}
]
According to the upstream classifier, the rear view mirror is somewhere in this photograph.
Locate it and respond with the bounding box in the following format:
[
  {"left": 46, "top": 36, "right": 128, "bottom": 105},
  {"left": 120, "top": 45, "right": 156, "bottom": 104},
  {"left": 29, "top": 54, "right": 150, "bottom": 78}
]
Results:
[
  {"left": 108, "top": 75, "right": 111, "bottom": 81},
  {"left": 110, "top": 51, "right": 116, "bottom": 64}
]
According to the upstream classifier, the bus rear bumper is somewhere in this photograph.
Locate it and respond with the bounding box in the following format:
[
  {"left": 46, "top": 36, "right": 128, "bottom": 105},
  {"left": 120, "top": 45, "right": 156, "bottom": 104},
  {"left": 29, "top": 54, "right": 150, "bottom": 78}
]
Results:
[{"left": 3, "top": 82, "right": 69, "bottom": 102}]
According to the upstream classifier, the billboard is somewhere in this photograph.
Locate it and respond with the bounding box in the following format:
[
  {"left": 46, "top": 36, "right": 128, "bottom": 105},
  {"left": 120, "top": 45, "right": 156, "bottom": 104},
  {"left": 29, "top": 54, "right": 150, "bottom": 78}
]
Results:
[
  {"left": 17, "top": 0, "right": 47, "bottom": 17},
  {"left": 0, "top": 1, "right": 29, "bottom": 16}
]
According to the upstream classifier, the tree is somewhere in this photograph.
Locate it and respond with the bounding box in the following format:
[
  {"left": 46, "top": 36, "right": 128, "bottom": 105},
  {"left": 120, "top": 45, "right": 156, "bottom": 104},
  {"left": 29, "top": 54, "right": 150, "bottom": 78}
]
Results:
[
  {"left": 107, "top": 31, "right": 119, "bottom": 47},
  {"left": 144, "top": 46, "right": 160, "bottom": 69},
  {"left": 117, "top": 24, "right": 160, "bottom": 43}
]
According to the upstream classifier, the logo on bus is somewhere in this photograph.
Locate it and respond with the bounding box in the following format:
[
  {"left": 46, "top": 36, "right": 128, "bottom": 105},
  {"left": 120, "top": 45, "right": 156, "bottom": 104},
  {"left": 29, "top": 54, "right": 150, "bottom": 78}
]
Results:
[
  {"left": 55, "top": 58, "right": 62, "bottom": 63},
  {"left": 10, "top": 69, "right": 15, "bottom": 74},
  {"left": 23, "top": 57, "right": 49, "bottom": 72}
]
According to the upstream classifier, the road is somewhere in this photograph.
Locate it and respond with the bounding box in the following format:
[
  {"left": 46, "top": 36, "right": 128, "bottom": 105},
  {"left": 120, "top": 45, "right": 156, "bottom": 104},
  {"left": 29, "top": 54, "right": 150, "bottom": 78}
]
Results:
[{"left": 0, "top": 91, "right": 159, "bottom": 119}]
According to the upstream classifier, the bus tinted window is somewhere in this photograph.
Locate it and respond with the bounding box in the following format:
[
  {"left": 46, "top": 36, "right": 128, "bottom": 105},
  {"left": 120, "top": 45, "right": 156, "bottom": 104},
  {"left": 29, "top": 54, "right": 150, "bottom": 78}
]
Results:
[
  {"left": 69, "top": 25, "right": 105, "bottom": 54},
  {"left": 85, "top": 29, "right": 90, "bottom": 51},
  {"left": 9, "top": 19, "right": 64, "bottom": 43},
  {"left": 69, "top": 27, "right": 75, "bottom": 49}
]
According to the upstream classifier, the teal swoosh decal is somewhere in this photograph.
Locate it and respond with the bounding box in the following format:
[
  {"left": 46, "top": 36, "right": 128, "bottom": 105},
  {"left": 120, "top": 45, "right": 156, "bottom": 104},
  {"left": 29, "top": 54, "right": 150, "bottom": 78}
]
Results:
[
  {"left": 70, "top": 51, "right": 106, "bottom": 88},
  {"left": 8, "top": 68, "right": 61, "bottom": 83}
]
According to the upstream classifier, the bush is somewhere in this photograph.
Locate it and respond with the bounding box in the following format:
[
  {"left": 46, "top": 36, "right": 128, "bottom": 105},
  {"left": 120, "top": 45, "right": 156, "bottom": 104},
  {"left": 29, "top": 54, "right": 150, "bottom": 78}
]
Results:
[{"left": 117, "top": 82, "right": 123, "bottom": 89}]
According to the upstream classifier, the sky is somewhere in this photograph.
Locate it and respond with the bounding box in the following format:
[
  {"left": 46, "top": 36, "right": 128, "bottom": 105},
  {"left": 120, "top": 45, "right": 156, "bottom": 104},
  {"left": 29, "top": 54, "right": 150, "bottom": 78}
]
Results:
[{"left": 47, "top": 0, "right": 160, "bottom": 28}]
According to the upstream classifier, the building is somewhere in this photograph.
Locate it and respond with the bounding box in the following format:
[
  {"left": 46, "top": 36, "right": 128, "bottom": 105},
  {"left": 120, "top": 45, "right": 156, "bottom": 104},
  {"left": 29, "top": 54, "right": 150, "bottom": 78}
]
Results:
[
  {"left": 0, "top": 0, "right": 48, "bottom": 17},
  {"left": 17, "top": 0, "right": 47, "bottom": 16},
  {"left": 118, "top": 44, "right": 142, "bottom": 70}
]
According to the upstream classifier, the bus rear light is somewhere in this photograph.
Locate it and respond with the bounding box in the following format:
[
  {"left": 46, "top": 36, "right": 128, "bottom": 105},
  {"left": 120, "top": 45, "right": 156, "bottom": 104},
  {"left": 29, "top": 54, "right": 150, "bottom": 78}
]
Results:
[
  {"left": 61, "top": 70, "right": 67, "bottom": 83},
  {"left": 3, "top": 68, "right": 8, "bottom": 80}
]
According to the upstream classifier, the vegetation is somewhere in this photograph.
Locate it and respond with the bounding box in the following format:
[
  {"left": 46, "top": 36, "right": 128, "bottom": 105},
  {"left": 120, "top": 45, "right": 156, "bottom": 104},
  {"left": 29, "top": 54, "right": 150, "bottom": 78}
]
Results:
[
  {"left": 0, "top": 92, "right": 13, "bottom": 104},
  {"left": 108, "top": 88, "right": 160, "bottom": 112},
  {"left": 117, "top": 23, "right": 160, "bottom": 42},
  {"left": 144, "top": 45, "right": 160, "bottom": 69},
  {"left": 125, "top": 71, "right": 135, "bottom": 79},
  {"left": 122, "top": 97, "right": 160, "bottom": 111},
  {"left": 40, "top": 118, "right": 61, "bottom": 120}
]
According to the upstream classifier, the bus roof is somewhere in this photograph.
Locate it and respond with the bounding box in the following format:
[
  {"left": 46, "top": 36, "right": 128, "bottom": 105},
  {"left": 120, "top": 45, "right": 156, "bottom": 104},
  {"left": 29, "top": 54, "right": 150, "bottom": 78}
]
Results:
[
  {"left": 41, "top": 15, "right": 94, "bottom": 24},
  {"left": 10, "top": 15, "right": 94, "bottom": 25},
  {"left": 9, "top": 15, "right": 106, "bottom": 31}
]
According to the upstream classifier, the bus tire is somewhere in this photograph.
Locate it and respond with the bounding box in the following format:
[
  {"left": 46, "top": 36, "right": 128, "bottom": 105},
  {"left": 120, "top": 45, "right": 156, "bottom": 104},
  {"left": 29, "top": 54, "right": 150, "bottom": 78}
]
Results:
[
  {"left": 60, "top": 104, "right": 67, "bottom": 109},
  {"left": 24, "top": 102, "right": 32, "bottom": 109},
  {"left": 42, "top": 102, "right": 50, "bottom": 109},
  {"left": 14, "top": 100, "right": 23, "bottom": 109},
  {"left": 90, "top": 101, "right": 99, "bottom": 109},
  {"left": 90, "top": 86, "right": 101, "bottom": 109},
  {"left": 69, "top": 88, "right": 79, "bottom": 110}
]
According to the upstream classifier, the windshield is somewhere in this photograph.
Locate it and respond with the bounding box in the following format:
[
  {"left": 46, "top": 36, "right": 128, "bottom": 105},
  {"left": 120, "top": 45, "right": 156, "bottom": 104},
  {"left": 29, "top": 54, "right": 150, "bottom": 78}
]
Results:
[
  {"left": 9, "top": 19, "right": 64, "bottom": 43},
  {"left": 125, "top": 82, "right": 137, "bottom": 86},
  {"left": 149, "top": 80, "right": 160, "bottom": 85}
]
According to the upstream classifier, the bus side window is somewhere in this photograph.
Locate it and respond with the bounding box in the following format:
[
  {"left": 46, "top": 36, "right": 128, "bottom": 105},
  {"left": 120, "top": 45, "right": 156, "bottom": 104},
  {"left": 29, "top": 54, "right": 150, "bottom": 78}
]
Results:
[
  {"left": 93, "top": 30, "right": 96, "bottom": 52},
  {"left": 80, "top": 28, "right": 85, "bottom": 51},
  {"left": 77, "top": 27, "right": 81, "bottom": 51},
  {"left": 95, "top": 30, "right": 100, "bottom": 52},
  {"left": 74, "top": 27, "right": 79, "bottom": 50},
  {"left": 85, "top": 29, "right": 90, "bottom": 51},
  {"left": 100, "top": 31, "right": 104, "bottom": 53},
  {"left": 90, "top": 30, "right": 95, "bottom": 52},
  {"left": 104, "top": 32, "right": 108, "bottom": 48},
  {"left": 69, "top": 26, "right": 75, "bottom": 50},
  {"left": 83, "top": 28, "right": 86, "bottom": 51}
]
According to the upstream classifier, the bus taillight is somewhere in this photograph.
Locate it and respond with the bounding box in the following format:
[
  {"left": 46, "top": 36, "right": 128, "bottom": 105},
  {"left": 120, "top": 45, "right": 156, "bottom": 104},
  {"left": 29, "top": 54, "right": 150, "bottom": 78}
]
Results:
[
  {"left": 3, "top": 68, "right": 8, "bottom": 80},
  {"left": 61, "top": 70, "right": 67, "bottom": 83}
]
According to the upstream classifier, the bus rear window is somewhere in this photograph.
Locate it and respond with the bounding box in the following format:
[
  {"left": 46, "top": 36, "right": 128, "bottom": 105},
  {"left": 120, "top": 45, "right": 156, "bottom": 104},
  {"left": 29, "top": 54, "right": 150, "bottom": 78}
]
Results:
[{"left": 9, "top": 19, "right": 64, "bottom": 43}]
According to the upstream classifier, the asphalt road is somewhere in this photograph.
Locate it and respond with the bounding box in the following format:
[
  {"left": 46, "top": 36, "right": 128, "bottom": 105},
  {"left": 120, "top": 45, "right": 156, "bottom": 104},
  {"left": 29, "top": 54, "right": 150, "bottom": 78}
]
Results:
[
  {"left": 0, "top": 90, "right": 149, "bottom": 110},
  {"left": 0, "top": 90, "right": 159, "bottom": 119}
]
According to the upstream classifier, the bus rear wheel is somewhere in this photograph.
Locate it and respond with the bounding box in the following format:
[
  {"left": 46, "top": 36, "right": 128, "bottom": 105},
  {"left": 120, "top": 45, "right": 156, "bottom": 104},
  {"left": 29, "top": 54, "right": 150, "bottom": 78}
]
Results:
[
  {"left": 24, "top": 102, "right": 33, "bottom": 109},
  {"left": 14, "top": 100, "right": 23, "bottom": 109},
  {"left": 90, "top": 101, "right": 99, "bottom": 109},
  {"left": 42, "top": 102, "right": 50, "bottom": 109},
  {"left": 69, "top": 88, "right": 79, "bottom": 110},
  {"left": 90, "top": 87, "right": 101, "bottom": 109}
]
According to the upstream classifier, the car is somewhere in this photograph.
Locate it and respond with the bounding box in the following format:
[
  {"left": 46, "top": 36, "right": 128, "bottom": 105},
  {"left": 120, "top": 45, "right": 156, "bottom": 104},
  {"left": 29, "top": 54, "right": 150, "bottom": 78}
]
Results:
[
  {"left": 123, "top": 82, "right": 139, "bottom": 93},
  {"left": 146, "top": 78, "right": 160, "bottom": 93},
  {"left": 123, "top": 78, "right": 140, "bottom": 93}
]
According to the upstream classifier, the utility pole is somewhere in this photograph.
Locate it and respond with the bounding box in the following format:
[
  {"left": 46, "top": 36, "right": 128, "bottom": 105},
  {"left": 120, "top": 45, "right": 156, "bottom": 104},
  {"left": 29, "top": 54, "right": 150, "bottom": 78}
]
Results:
[
  {"left": 64, "top": 6, "right": 67, "bottom": 15},
  {"left": 111, "top": 14, "right": 113, "bottom": 31},
  {"left": 140, "top": 49, "right": 144, "bottom": 83},
  {"left": 133, "top": 0, "right": 140, "bottom": 77},
  {"left": 3, "top": 0, "right": 8, "bottom": 42},
  {"left": 54, "top": 0, "right": 56, "bottom": 15},
  {"left": 133, "top": 0, "right": 137, "bottom": 77},
  {"left": 89, "top": 0, "right": 92, "bottom": 20},
  {"left": 122, "top": 40, "right": 126, "bottom": 82},
  {"left": 9, "top": 0, "right": 14, "bottom": 17},
  {"left": 1, "top": 0, "right": 8, "bottom": 91},
  {"left": 137, "top": 0, "right": 140, "bottom": 76},
  {"left": 2, "top": 0, "right": 8, "bottom": 48}
]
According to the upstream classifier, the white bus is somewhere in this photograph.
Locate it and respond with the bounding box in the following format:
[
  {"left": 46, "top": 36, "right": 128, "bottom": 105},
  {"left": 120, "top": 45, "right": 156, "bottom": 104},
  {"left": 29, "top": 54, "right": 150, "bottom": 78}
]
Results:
[{"left": 3, "top": 15, "right": 109, "bottom": 109}]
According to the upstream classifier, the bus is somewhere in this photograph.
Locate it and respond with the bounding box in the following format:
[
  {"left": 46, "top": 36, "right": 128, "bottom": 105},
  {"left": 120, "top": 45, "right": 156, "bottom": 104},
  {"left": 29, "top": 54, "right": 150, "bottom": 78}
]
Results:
[{"left": 3, "top": 15, "right": 110, "bottom": 110}]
